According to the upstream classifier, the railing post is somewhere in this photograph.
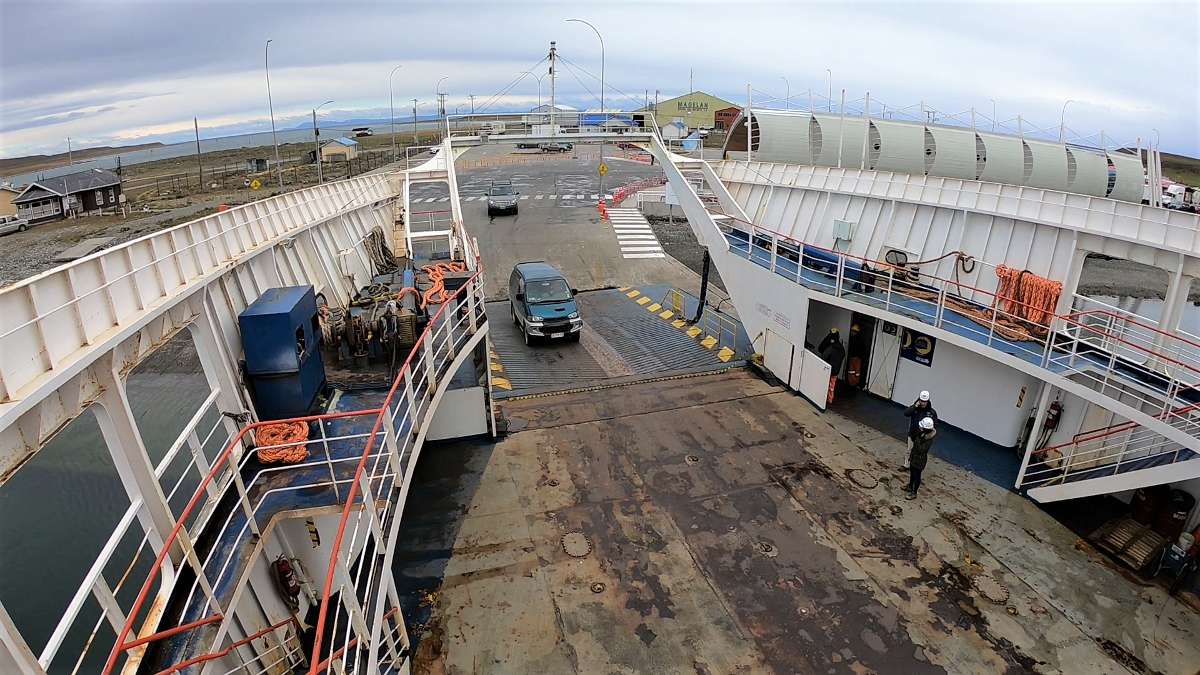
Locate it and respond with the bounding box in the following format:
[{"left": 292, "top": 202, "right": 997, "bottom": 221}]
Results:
[
  {"left": 934, "top": 286, "right": 947, "bottom": 327},
  {"left": 985, "top": 304, "right": 998, "bottom": 347},
  {"left": 834, "top": 254, "right": 845, "bottom": 296},
  {"left": 1015, "top": 383, "right": 1055, "bottom": 489}
]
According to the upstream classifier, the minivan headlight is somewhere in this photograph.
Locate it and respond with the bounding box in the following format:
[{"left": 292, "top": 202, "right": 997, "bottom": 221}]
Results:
[
  {"left": 568, "top": 312, "right": 579, "bottom": 319},
  {"left": 527, "top": 315, "right": 542, "bottom": 323}
]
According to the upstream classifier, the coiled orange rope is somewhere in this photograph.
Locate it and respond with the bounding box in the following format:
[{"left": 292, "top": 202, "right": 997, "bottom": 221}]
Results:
[
  {"left": 420, "top": 262, "right": 468, "bottom": 308},
  {"left": 994, "top": 265, "right": 1062, "bottom": 327},
  {"left": 256, "top": 421, "right": 309, "bottom": 464}
]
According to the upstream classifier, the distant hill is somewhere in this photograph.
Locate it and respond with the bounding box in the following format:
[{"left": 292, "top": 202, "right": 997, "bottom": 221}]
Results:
[{"left": 0, "top": 142, "right": 166, "bottom": 178}]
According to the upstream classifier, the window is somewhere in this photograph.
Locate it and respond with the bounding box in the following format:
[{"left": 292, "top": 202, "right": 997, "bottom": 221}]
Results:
[
  {"left": 108, "top": 188, "right": 115, "bottom": 202},
  {"left": 95, "top": 190, "right": 104, "bottom": 204}
]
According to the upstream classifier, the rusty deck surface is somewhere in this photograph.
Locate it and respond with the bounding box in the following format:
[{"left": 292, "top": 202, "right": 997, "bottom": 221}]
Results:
[{"left": 396, "top": 368, "right": 1200, "bottom": 674}]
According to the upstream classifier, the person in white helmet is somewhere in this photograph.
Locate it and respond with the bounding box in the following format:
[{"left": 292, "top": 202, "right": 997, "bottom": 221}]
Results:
[
  {"left": 902, "top": 390, "right": 937, "bottom": 469},
  {"left": 906, "top": 415, "right": 937, "bottom": 499}
]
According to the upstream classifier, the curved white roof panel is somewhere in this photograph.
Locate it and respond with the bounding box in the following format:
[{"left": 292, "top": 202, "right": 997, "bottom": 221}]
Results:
[
  {"left": 976, "top": 133, "right": 1026, "bottom": 186},
  {"left": 812, "top": 114, "right": 866, "bottom": 168},
  {"left": 1024, "top": 140, "right": 1068, "bottom": 191},
  {"left": 1066, "top": 147, "right": 1109, "bottom": 197},
  {"left": 1108, "top": 152, "right": 1144, "bottom": 202},
  {"left": 750, "top": 111, "right": 812, "bottom": 164},
  {"left": 725, "top": 109, "right": 1148, "bottom": 203},
  {"left": 870, "top": 120, "right": 924, "bottom": 173},
  {"left": 926, "top": 126, "right": 977, "bottom": 180}
]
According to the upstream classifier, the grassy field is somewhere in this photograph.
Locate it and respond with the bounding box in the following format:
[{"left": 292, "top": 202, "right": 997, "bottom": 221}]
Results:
[{"left": 1160, "top": 151, "right": 1200, "bottom": 187}]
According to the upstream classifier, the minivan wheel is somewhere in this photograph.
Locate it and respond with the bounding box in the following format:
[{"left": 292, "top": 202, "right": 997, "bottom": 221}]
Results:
[{"left": 18, "top": 224, "right": 26, "bottom": 232}]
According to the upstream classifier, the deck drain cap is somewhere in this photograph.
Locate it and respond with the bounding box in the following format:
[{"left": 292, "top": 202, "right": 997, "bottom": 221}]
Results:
[
  {"left": 590, "top": 582, "right": 606, "bottom": 593},
  {"left": 973, "top": 574, "right": 1009, "bottom": 604},
  {"left": 547, "top": 478, "right": 560, "bottom": 487},
  {"left": 685, "top": 454, "right": 700, "bottom": 465},
  {"left": 562, "top": 531, "right": 592, "bottom": 558},
  {"left": 757, "top": 541, "right": 778, "bottom": 557}
]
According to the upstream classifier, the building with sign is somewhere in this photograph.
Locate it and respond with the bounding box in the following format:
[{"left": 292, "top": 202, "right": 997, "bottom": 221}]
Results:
[{"left": 640, "top": 91, "right": 738, "bottom": 130}]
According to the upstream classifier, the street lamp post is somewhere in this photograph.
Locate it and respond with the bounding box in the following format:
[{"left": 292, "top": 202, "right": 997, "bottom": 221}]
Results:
[
  {"left": 780, "top": 76, "right": 790, "bottom": 110},
  {"left": 825, "top": 68, "right": 832, "bottom": 111},
  {"left": 313, "top": 99, "right": 334, "bottom": 184},
  {"left": 989, "top": 98, "right": 997, "bottom": 131},
  {"left": 1058, "top": 99, "right": 1075, "bottom": 143},
  {"left": 566, "top": 18, "right": 605, "bottom": 198},
  {"left": 521, "top": 71, "right": 544, "bottom": 109},
  {"left": 265, "top": 39, "right": 283, "bottom": 189},
  {"left": 436, "top": 76, "right": 448, "bottom": 134},
  {"left": 388, "top": 65, "right": 403, "bottom": 162}
]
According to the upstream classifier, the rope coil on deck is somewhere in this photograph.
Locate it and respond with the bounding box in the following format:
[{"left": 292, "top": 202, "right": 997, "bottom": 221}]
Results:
[{"left": 255, "top": 421, "right": 310, "bottom": 464}]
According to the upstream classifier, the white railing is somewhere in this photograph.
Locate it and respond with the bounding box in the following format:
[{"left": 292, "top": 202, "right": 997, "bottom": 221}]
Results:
[
  {"left": 311, "top": 269, "right": 487, "bottom": 674},
  {"left": 95, "top": 269, "right": 487, "bottom": 675},
  {"left": 716, "top": 212, "right": 1200, "bottom": 447},
  {"left": 0, "top": 173, "right": 395, "bottom": 408},
  {"left": 37, "top": 389, "right": 233, "bottom": 673}
]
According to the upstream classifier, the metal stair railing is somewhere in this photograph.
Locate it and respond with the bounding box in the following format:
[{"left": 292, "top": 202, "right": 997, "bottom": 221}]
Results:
[
  {"left": 708, "top": 211, "right": 1200, "bottom": 452},
  {"left": 98, "top": 270, "right": 487, "bottom": 675},
  {"left": 1020, "top": 403, "right": 1200, "bottom": 489}
]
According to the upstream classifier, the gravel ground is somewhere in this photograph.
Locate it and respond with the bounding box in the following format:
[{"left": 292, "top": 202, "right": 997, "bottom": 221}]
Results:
[{"left": 644, "top": 214, "right": 726, "bottom": 291}]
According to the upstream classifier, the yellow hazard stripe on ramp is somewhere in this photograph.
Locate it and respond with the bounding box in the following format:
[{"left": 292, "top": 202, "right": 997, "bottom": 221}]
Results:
[
  {"left": 686, "top": 326, "right": 702, "bottom": 338},
  {"left": 647, "top": 303, "right": 662, "bottom": 312},
  {"left": 659, "top": 310, "right": 674, "bottom": 320},
  {"left": 492, "top": 376, "right": 512, "bottom": 390},
  {"left": 700, "top": 335, "right": 718, "bottom": 349},
  {"left": 626, "top": 290, "right": 640, "bottom": 298},
  {"left": 490, "top": 361, "right": 504, "bottom": 372},
  {"left": 618, "top": 286, "right": 629, "bottom": 291},
  {"left": 672, "top": 319, "right": 687, "bottom": 329},
  {"left": 636, "top": 296, "right": 651, "bottom": 305},
  {"left": 717, "top": 346, "right": 735, "bottom": 362}
]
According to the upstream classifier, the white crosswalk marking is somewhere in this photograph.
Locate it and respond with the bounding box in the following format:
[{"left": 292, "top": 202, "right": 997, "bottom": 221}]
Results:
[
  {"left": 607, "top": 207, "right": 665, "bottom": 260},
  {"left": 438, "top": 196, "right": 450, "bottom": 202},
  {"left": 535, "top": 194, "right": 544, "bottom": 199}
]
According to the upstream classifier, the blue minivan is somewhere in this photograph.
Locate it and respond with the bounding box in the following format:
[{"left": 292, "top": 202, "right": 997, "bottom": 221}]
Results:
[{"left": 508, "top": 261, "right": 583, "bottom": 344}]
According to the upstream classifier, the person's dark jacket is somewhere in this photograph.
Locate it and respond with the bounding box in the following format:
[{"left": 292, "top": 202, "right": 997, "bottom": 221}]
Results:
[
  {"left": 908, "top": 429, "right": 937, "bottom": 470},
  {"left": 817, "top": 330, "right": 839, "bottom": 355},
  {"left": 819, "top": 339, "right": 846, "bottom": 375},
  {"left": 904, "top": 402, "right": 938, "bottom": 434}
]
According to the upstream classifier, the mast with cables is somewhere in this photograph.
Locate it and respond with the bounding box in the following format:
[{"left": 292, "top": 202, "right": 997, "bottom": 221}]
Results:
[{"left": 549, "top": 41, "right": 557, "bottom": 137}]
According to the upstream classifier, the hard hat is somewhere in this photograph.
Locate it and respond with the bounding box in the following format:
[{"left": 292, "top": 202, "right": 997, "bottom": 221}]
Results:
[
  {"left": 851, "top": 323, "right": 860, "bottom": 332},
  {"left": 919, "top": 390, "right": 930, "bottom": 401},
  {"left": 830, "top": 327, "right": 839, "bottom": 333},
  {"left": 919, "top": 416, "right": 934, "bottom": 430}
]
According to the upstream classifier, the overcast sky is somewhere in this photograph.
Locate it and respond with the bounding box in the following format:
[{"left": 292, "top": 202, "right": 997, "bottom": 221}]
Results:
[{"left": 1, "top": 0, "right": 1197, "bottom": 158}]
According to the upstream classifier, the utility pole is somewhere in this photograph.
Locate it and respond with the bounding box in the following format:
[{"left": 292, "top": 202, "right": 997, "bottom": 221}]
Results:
[
  {"left": 312, "top": 100, "right": 333, "bottom": 183},
  {"left": 388, "top": 64, "right": 403, "bottom": 162},
  {"left": 549, "top": 41, "right": 557, "bottom": 137},
  {"left": 469, "top": 94, "right": 476, "bottom": 113},
  {"left": 690, "top": 67, "right": 694, "bottom": 93},
  {"left": 265, "top": 39, "right": 283, "bottom": 189},
  {"left": 67, "top": 137, "right": 73, "bottom": 165},
  {"left": 412, "top": 99, "right": 419, "bottom": 143},
  {"left": 193, "top": 118, "right": 204, "bottom": 189}
]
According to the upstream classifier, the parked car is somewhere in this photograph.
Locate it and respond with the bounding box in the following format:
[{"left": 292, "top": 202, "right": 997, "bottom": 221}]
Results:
[
  {"left": 508, "top": 261, "right": 582, "bottom": 344},
  {"left": 538, "top": 142, "right": 573, "bottom": 153},
  {"left": 0, "top": 214, "right": 30, "bottom": 236},
  {"left": 487, "top": 180, "right": 519, "bottom": 217}
]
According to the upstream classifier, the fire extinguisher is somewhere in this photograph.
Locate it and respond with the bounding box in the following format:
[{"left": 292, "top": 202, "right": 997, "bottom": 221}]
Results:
[
  {"left": 272, "top": 554, "right": 302, "bottom": 610},
  {"left": 1044, "top": 401, "right": 1063, "bottom": 432}
]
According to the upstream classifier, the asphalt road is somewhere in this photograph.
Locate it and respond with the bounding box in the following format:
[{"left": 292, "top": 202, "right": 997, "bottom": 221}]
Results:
[{"left": 445, "top": 144, "right": 703, "bottom": 301}]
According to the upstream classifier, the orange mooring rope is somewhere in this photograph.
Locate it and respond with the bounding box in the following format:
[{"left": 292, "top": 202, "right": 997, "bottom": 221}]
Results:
[
  {"left": 994, "top": 265, "right": 1062, "bottom": 327},
  {"left": 420, "top": 262, "right": 468, "bottom": 308},
  {"left": 256, "top": 421, "right": 310, "bottom": 464}
]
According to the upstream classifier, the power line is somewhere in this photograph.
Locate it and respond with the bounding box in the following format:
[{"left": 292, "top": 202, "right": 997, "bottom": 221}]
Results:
[
  {"left": 556, "top": 55, "right": 645, "bottom": 110},
  {"left": 476, "top": 55, "right": 550, "bottom": 113}
]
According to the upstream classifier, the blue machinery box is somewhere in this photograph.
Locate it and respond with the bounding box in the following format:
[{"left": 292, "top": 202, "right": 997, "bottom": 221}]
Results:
[{"left": 238, "top": 286, "right": 327, "bottom": 421}]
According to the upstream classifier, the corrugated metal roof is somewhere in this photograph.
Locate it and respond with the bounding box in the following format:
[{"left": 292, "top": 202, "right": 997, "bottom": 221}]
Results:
[
  {"left": 324, "top": 137, "right": 358, "bottom": 147},
  {"left": 13, "top": 168, "right": 120, "bottom": 203}
]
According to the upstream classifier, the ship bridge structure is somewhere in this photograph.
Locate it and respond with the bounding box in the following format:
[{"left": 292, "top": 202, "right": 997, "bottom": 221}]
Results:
[{"left": 0, "top": 105, "right": 1197, "bottom": 675}]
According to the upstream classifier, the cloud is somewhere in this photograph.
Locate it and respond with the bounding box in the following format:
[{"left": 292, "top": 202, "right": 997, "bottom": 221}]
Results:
[{"left": 0, "top": 1, "right": 1196, "bottom": 159}]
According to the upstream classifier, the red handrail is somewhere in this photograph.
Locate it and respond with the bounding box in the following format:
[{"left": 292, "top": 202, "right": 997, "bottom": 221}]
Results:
[
  {"left": 155, "top": 616, "right": 300, "bottom": 675},
  {"left": 102, "top": 407, "right": 381, "bottom": 674},
  {"left": 308, "top": 268, "right": 483, "bottom": 673}
]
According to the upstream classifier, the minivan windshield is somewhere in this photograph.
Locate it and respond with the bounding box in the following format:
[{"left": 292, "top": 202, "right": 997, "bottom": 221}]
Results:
[
  {"left": 525, "top": 278, "right": 572, "bottom": 304},
  {"left": 490, "top": 184, "right": 514, "bottom": 196}
]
